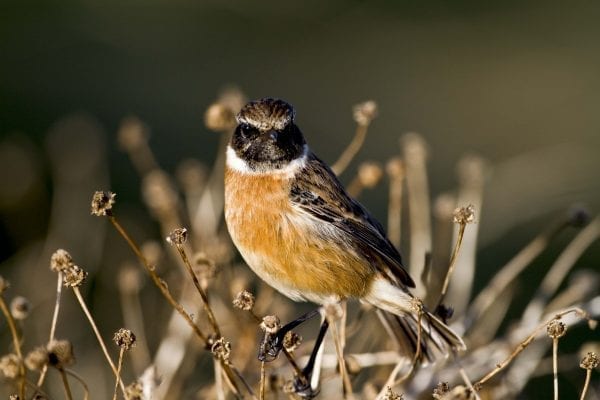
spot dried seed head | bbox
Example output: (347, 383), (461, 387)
(24, 347), (49, 371)
(176, 159), (208, 193)
(119, 264), (143, 294)
(91, 191), (116, 216)
(0, 276), (8, 294)
(63, 265), (87, 288)
(9, 395), (19, 400)
(114, 328), (137, 351)
(353, 100), (378, 126)
(47, 340), (75, 368)
(166, 228), (188, 246)
(453, 204), (475, 225)
(357, 162), (383, 188)
(386, 157), (404, 179)
(193, 252), (217, 281)
(117, 116), (149, 152)
(580, 352), (599, 370)
(125, 381), (144, 400)
(141, 241), (162, 267)
(0, 354), (20, 379)
(382, 386), (403, 400)
(210, 337), (231, 361)
(410, 297), (424, 314)
(50, 249), (74, 273)
(142, 170), (178, 217)
(260, 315), (281, 334)
(433, 382), (450, 399)
(283, 331), (302, 353)
(232, 290), (255, 311)
(10, 296), (30, 320)
(205, 103), (237, 132)
(547, 319), (567, 339)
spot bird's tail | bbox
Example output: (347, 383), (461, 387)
(364, 277), (466, 364)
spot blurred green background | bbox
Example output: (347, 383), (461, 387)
(0, 1), (599, 398)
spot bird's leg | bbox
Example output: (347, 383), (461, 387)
(293, 318), (330, 398)
(259, 308), (321, 362)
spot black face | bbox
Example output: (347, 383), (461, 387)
(231, 121), (306, 171)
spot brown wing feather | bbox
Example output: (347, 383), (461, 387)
(290, 152), (415, 288)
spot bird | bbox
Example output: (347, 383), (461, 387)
(224, 98), (465, 389)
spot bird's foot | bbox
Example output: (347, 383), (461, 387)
(293, 374), (319, 399)
(258, 332), (283, 362)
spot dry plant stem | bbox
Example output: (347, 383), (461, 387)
(332, 123), (369, 175)
(458, 364), (481, 400)
(580, 369), (592, 400)
(437, 222), (467, 306)
(259, 361), (266, 400)
(552, 339), (559, 400)
(118, 279), (151, 373)
(112, 348), (125, 400)
(231, 364), (257, 399)
(175, 243), (221, 336)
(330, 318), (354, 399)
(58, 367), (74, 400)
(475, 308), (587, 388)
(72, 287), (127, 396)
(214, 360), (226, 400)
(65, 368), (90, 400)
(108, 215), (208, 344)
(387, 172), (403, 249)
(0, 295), (25, 398)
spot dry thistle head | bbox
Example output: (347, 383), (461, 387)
(357, 161), (383, 188)
(383, 386), (403, 400)
(0, 275), (8, 294)
(63, 265), (87, 288)
(580, 352), (598, 370)
(125, 381), (144, 400)
(24, 347), (49, 371)
(453, 204), (475, 225)
(0, 354), (20, 379)
(210, 337), (231, 362)
(47, 340), (75, 368)
(283, 331), (302, 353)
(114, 328), (137, 351)
(260, 315), (281, 334)
(433, 382), (451, 399)
(117, 116), (148, 152)
(50, 249), (74, 273)
(166, 228), (188, 246)
(353, 100), (378, 126)
(546, 319), (567, 339)
(10, 296), (30, 320)
(232, 290), (255, 311)
(386, 157), (404, 179)
(91, 190), (116, 216)
(410, 297), (424, 314)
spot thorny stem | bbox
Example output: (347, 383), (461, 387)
(332, 123), (369, 175)
(475, 308), (590, 388)
(112, 348), (125, 400)
(553, 338), (559, 400)
(58, 367), (74, 400)
(579, 369), (592, 400)
(175, 243), (221, 337)
(437, 222), (467, 307)
(72, 287), (127, 396)
(109, 215), (251, 399)
(0, 294), (25, 398)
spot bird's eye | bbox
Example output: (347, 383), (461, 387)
(238, 124), (256, 139)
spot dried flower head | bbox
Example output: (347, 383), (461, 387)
(50, 249), (73, 273)
(125, 381), (144, 400)
(63, 265), (87, 288)
(210, 337), (231, 362)
(0, 354), (20, 379)
(24, 347), (49, 371)
(117, 116), (149, 152)
(260, 315), (281, 334)
(166, 228), (188, 246)
(91, 191), (116, 216)
(580, 352), (598, 370)
(546, 319), (567, 339)
(283, 331), (302, 353)
(0, 275), (8, 294)
(386, 157), (404, 179)
(410, 297), (424, 314)
(433, 382), (450, 399)
(205, 103), (237, 132)
(353, 100), (378, 126)
(47, 340), (75, 368)
(142, 170), (177, 217)
(114, 328), (137, 351)
(357, 161), (383, 188)
(453, 204), (475, 225)
(10, 296), (30, 320)
(383, 386), (403, 400)
(232, 290), (255, 311)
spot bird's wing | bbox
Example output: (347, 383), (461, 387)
(290, 153), (415, 288)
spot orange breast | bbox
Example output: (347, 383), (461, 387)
(224, 167), (374, 302)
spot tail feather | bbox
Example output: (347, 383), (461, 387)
(365, 277), (466, 364)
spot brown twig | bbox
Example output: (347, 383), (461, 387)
(58, 367), (74, 400)
(0, 293), (25, 398)
(112, 348), (125, 400)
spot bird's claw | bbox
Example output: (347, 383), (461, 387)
(258, 333), (283, 362)
(293, 375), (319, 399)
